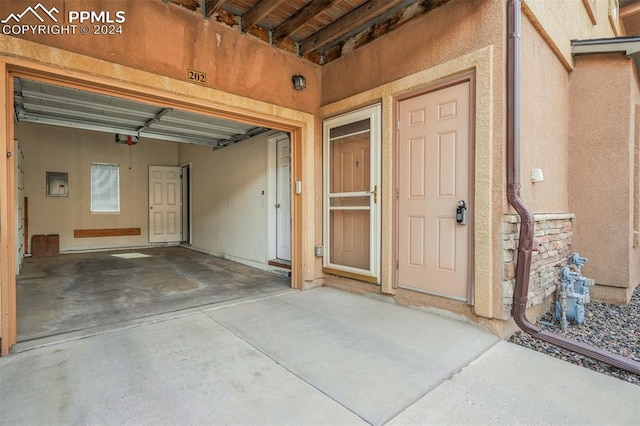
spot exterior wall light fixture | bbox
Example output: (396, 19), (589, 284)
(292, 74), (306, 90)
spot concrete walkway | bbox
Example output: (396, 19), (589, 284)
(1, 287), (638, 425)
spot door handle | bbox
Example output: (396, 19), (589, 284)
(456, 200), (467, 225)
(275, 203), (281, 208)
(368, 185), (377, 204)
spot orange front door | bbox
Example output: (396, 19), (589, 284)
(397, 81), (471, 301)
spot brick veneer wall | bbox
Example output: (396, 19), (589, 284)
(502, 214), (575, 319)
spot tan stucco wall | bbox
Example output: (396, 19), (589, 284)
(518, 0), (639, 306)
(0, 0), (321, 114)
(321, 0), (502, 105)
(17, 122), (178, 251)
(319, 0), (505, 320)
(519, 13), (570, 212)
(569, 54), (636, 298)
(630, 74), (640, 302)
(523, 0), (620, 70)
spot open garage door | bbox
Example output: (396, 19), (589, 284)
(3, 76), (301, 350)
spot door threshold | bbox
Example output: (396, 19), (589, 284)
(268, 259), (291, 269)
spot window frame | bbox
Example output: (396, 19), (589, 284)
(90, 162), (120, 213)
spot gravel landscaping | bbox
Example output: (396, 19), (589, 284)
(509, 286), (640, 386)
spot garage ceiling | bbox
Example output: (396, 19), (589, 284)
(14, 78), (269, 148)
(167, 0), (451, 64)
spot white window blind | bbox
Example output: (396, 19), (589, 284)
(91, 163), (120, 213)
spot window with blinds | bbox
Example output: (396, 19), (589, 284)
(91, 163), (120, 213)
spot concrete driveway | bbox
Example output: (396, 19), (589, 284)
(1, 287), (638, 425)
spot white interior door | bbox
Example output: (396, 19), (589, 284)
(397, 81), (470, 300)
(323, 104), (381, 281)
(15, 139), (25, 273)
(276, 137), (291, 261)
(181, 164), (190, 244)
(149, 166), (182, 243)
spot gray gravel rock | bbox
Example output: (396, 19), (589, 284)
(508, 286), (640, 386)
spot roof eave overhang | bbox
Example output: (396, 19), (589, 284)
(572, 36), (640, 56)
(572, 36), (640, 80)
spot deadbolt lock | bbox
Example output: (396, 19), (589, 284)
(456, 200), (467, 225)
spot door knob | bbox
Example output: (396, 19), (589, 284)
(275, 203), (281, 208)
(367, 185), (377, 204)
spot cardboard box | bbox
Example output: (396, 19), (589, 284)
(31, 234), (59, 257)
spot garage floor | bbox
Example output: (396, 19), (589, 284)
(16, 247), (291, 342)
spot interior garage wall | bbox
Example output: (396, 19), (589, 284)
(17, 122), (178, 252)
(178, 132), (272, 269)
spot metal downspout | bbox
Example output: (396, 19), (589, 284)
(506, 0), (640, 375)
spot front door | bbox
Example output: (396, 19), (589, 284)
(149, 165), (181, 243)
(397, 81), (471, 300)
(323, 105), (381, 282)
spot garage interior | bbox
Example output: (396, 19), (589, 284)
(0, 0), (466, 354)
(13, 78), (294, 343)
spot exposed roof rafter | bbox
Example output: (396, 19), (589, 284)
(300, 0), (405, 55)
(242, 0), (287, 32)
(204, 0), (226, 17)
(168, 0), (200, 11)
(160, 0), (451, 65)
(272, 0), (338, 44)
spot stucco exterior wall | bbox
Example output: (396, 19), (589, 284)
(630, 70), (640, 302)
(17, 122), (178, 251)
(569, 54), (635, 302)
(0, 0), (321, 113)
(319, 0), (505, 322)
(520, 14), (570, 213)
(177, 132), (277, 270)
(522, 0), (620, 70)
(321, 0), (502, 105)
